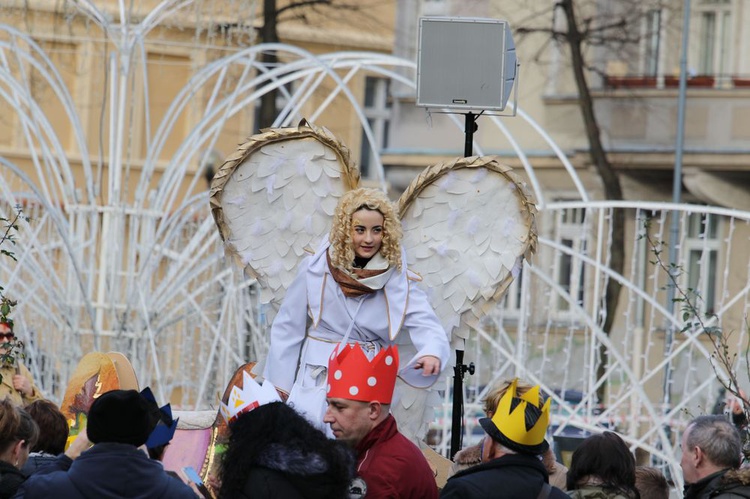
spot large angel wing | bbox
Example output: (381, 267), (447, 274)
(209, 120), (359, 321)
(392, 156), (536, 444)
(398, 156), (537, 345)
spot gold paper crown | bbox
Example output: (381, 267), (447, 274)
(219, 371), (281, 424)
(490, 378), (551, 447)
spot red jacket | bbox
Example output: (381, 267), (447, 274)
(355, 414), (438, 499)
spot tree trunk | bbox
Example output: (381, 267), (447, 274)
(559, 0), (625, 404)
(258, 0), (280, 130)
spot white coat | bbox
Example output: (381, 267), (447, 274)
(263, 240), (451, 428)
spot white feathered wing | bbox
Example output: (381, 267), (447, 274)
(392, 156), (537, 444)
(209, 120), (359, 325)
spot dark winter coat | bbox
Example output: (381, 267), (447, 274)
(19, 453), (58, 477)
(14, 443), (195, 499)
(0, 460), (26, 499)
(450, 441), (569, 490)
(441, 453), (569, 499)
(239, 443), (352, 499)
(684, 468), (750, 499)
(354, 414), (438, 499)
(567, 486), (635, 499)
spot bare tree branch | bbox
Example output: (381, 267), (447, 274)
(276, 0), (333, 17)
(550, 0), (626, 403)
(258, 0), (391, 128)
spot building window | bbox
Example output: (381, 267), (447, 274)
(642, 9), (661, 76)
(253, 81), (296, 133)
(554, 206), (587, 314)
(502, 265), (524, 313)
(697, 0), (732, 76)
(683, 213), (720, 315)
(360, 76), (391, 178)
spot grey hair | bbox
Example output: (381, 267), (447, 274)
(685, 415), (741, 469)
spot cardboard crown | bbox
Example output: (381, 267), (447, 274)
(489, 378), (551, 447)
(219, 371), (281, 424)
(141, 387), (178, 449)
(326, 343), (399, 403)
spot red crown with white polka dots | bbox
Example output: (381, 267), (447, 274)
(326, 343), (399, 404)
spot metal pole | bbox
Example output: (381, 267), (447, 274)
(450, 350), (465, 458)
(464, 112), (476, 157)
(663, 0), (691, 422)
(451, 112), (478, 458)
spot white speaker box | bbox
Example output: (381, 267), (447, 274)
(417, 17), (517, 111)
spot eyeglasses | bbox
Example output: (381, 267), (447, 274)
(0, 333), (15, 341)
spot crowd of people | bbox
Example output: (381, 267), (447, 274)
(1, 187), (748, 498)
(0, 344), (692, 499)
(3, 313), (736, 499)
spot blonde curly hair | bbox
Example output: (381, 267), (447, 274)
(328, 188), (402, 273)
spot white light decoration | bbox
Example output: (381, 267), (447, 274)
(0, 2), (749, 491)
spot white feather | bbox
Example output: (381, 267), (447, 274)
(511, 257), (523, 278)
(469, 167), (488, 184)
(265, 175), (276, 197)
(239, 250), (254, 266)
(465, 215), (480, 236)
(278, 211), (293, 231)
(223, 193), (247, 206)
(446, 208), (460, 230)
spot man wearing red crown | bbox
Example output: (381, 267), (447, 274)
(324, 343), (438, 499)
(440, 378), (568, 499)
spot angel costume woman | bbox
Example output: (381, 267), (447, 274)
(263, 188), (450, 428)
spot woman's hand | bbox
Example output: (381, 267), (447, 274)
(415, 355), (441, 376)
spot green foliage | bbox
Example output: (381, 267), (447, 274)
(0, 207), (25, 382)
(0, 339), (25, 371)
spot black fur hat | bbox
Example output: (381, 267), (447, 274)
(87, 389), (158, 447)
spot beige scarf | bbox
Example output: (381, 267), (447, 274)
(327, 251), (390, 298)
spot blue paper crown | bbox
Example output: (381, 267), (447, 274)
(141, 387), (178, 449)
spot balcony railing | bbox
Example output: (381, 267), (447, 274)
(603, 74), (750, 89)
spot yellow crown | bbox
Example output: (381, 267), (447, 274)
(490, 378), (551, 447)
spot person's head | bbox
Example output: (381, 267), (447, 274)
(24, 399), (68, 456)
(482, 378), (538, 418)
(0, 321), (15, 355)
(635, 466), (669, 499)
(324, 343), (399, 447)
(220, 402), (354, 498)
(566, 431), (638, 497)
(86, 389), (159, 447)
(329, 188), (402, 272)
(0, 321), (12, 338)
(478, 378), (551, 461)
(482, 379), (565, 478)
(324, 398), (390, 447)
(681, 415), (741, 484)
(0, 398), (39, 469)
